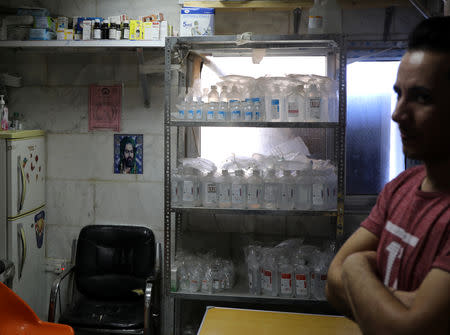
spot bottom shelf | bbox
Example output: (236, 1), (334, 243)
(170, 282), (328, 306)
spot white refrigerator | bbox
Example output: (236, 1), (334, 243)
(0, 130), (46, 318)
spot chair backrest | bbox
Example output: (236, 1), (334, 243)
(75, 225), (155, 301)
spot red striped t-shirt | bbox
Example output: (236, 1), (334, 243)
(361, 165), (450, 291)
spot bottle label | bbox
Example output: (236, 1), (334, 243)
(313, 183), (325, 206)
(309, 98), (321, 120)
(247, 184), (261, 204)
(231, 184), (244, 203)
(288, 101), (299, 117)
(207, 110), (214, 120)
(231, 110), (241, 120)
(271, 99), (280, 119)
(295, 273), (308, 296)
(204, 183), (217, 203)
(217, 110), (225, 120)
(123, 28), (130, 39)
(218, 183), (231, 202)
(183, 181), (194, 202)
(195, 109), (203, 120)
(187, 109), (194, 120)
(263, 270), (273, 291)
(264, 184), (277, 202)
(109, 29), (116, 39)
(297, 185), (312, 207)
(244, 111), (253, 121)
(255, 111), (261, 121)
(308, 16), (323, 29)
(93, 29), (101, 39)
(178, 109), (185, 119)
(115, 29), (121, 40)
(280, 273), (292, 294)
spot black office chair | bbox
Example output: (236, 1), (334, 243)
(48, 225), (161, 335)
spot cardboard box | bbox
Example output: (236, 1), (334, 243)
(130, 20), (142, 40)
(142, 21), (160, 40)
(180, 7), (214, 36)
(33, 16), (55, 30)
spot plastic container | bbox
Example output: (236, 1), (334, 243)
(294, 257), (310, 299)
(246, 169), (264, 209)
(308, 0), (325, 34)
(263, 169), (279, 209)
(231, 169), (246, 209)
(217, 169), (232, 208)
(201, 171), (217, 207)
(181, 168), (201, 207)
(306, 83), (322, 122)
(278, 256), (294, 298)
(278, 170), (296, 210)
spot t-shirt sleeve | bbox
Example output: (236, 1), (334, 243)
(433, 226), (450, 273)
(361, 185), (390, 237)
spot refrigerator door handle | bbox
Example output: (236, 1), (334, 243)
(17, 224), (26, 280)
(17, 155), (26, 213)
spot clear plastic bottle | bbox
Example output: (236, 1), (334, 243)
(208, 85), (219, 102)
(306, 83), (322, 122)
(263, 169), (279, 209)
(295, 166), (313, 210)
(246, 169), (264, 209)
(217, 169), (232, 208)
(181, 168), (201, 207)
(294, 257), (310, 299)
(252, 97), (264, 121)
(229, 100), (242, 121)
(242, 98), (252, 122)
(270, 85), (283, 122)
(219, 85), (229, 102)
(175, 93), (186, 120)
(218, 86), (229, 121)
(287, 85), (306, 122)
(261, 252), (278, 297)
(308, 0), (325, 34)
(231, 169), (247, 209)
(194, 99), (205, 121)
(311, 258), (328, 300)
(171, 167), (182, 207)
(247, 247), (261, 295)
(201, 171), (217, 208)
(325, 167), (337, 210)
(206, 101), (218, 121)
(312, 167), (327, 210)
(278, 170), (296, 210)
(278, 255), (294, 298)
(188, 262), (201, 293)
(201, 264), (213, 294)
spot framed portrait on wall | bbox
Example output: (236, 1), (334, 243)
(114, 134), (143, 174)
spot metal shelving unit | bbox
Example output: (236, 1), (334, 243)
(0, 39), (165, 48)
(164, 34), (347, 335)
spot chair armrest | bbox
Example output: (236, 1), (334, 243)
(48, 265), (75, 323)
(155, 242), (162, 278)
(0, 259), (15, 288)
(144, 280), (153, 335)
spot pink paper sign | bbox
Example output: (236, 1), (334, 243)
(89, 85), (121, 131)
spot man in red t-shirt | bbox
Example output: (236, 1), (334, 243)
(326, 17), (450, 335)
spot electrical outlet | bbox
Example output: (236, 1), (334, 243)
(45, 258), (68, 274)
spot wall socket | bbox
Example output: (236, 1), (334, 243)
(45, 258), (68, 275)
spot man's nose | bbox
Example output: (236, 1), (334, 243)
(392, 98), (408, 123)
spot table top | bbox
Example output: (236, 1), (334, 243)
(198, 307), (361, 335)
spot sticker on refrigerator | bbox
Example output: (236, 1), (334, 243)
(114, 134), (143, 174)
(34, 210), (45, 249)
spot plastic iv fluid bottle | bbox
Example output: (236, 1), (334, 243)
(278, 170), (296, 210)
(295, 167), (313, 210)
(247, 248), (261, 295)
(217, 86), (228, 121)
(270, 85), (283, 121)
(231, 169), (247, 209)
(307, 84), (322, 122)
(171, 168), (183, 206)
(311, 259), (328, 300)
(182, 168), (201, 207)
(207, 85), (219, 120)
(201, 171), (217, 208)
(247, 169), (264, 209)
(294, 257), (310, 299)
(217, 169), (232, 208)
(287, 85), (306, 122)
(243, 99), (253, 122)
(263, 169), (279, 209)
(253, 98), (264, 121)
(308, 0), (325, 34)
(262, 253), (279, 297)
(279, 256), (294, 298)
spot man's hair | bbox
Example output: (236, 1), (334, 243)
(408, 16), (450, 53)
(120, 136), (136, 159)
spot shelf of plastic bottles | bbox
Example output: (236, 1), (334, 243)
(171, 206), (338, 216)
(0, 40), (165, 48)
(170, 289), (332, 307)
(170, 121), (339, 128)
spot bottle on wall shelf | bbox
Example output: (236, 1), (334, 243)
(278, 255), (294, 298)
(201, 171), (217, 208)
(217, 169), (232, 208)
(306, 83), (322, 122)
(246, 169), (264, 209)
(308, 0), (325, 34)
(263, 169), (279, 209)
(294, 256), (310, 299)
(278, 170), (296, 210)
(231, 169), (247, 209)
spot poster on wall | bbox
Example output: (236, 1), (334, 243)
(114, 134), (143, 174)
(89, 84), (121, 132)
